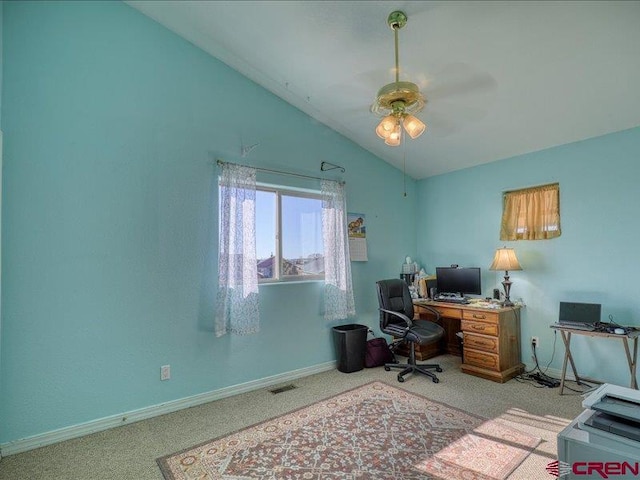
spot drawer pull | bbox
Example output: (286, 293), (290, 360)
(472, 324), (486, 330)
(472, 314), (486, 319)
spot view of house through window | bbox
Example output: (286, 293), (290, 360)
(256, 186), (324, 282)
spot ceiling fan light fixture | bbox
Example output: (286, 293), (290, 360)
(403, 114), (426, 139)
(376, 115), (397, 139)
(371, 11), (426, 147)
(384, 123), (402, 147)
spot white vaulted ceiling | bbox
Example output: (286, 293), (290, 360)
(128, 1), (640, 179)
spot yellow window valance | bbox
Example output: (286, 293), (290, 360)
(500, 183), (561, 240)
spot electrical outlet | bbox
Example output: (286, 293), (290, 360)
(160, 365), (171, 381)
(531, 337), (539, 348)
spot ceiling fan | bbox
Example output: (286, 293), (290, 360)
(371, 11), (426, 147)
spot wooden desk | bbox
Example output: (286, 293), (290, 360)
(412, 300), (524, 383)
(551, 326), (639, 395)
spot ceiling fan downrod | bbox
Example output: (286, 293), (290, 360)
(388, 11), (407, 84)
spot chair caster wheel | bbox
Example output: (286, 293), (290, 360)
(397, 376), (405, 383)
(436, 367), (443, 372)
(384, 366), (391, 371)
(432, 377), (440, 383)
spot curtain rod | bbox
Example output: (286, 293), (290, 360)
(503, 182), (558, 195)
(216, 159), (344, 184)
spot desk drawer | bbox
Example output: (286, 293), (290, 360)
(464, 349), (500, 371)
(436, 306), (463, 319)
(464, 332), (499, 354)
(461, 319), (499, 336)
(462, 310), (499, 323)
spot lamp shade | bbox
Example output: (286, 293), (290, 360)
(489, 247), (522, 271)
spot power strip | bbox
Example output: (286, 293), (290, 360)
(527, 372), (560, 388)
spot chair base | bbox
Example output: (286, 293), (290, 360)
(384, 339), (442, 383)
(384, 362), (442, 383)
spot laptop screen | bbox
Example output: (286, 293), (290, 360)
(559, 302), (601, 325)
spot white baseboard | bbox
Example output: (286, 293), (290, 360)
(0, 361), (336, 457)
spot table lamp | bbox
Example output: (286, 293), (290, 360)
(489, 247), (522, 307)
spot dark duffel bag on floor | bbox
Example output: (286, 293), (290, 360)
(364, 331), (395, 368)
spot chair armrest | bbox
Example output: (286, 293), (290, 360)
(379, 308), (414, 328)
(414, 304), (442, 324)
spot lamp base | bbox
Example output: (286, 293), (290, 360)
(502, 273), (514, 307)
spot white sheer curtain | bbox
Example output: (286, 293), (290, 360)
(321, 179), (356, 321)
(215, 163), (260, 337)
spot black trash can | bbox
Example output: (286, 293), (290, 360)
(332, 324), (368, 373)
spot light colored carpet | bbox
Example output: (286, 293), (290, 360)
(158, 381), (541, 479)
(0, 355), (585, 480)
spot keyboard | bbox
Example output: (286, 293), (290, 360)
(552, 322), (595, 331)
(436, 296), (470, 305)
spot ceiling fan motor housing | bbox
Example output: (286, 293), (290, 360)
(373, 81), (425, 115)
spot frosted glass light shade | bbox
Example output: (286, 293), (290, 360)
(403, 114), (426, 139)
(384, 123), (402, 146)
(375, 115), (396, 139)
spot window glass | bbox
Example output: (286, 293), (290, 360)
(281, 194), (324, 278)
(256, 190), (277, 280)
(256, 186), (324, 282)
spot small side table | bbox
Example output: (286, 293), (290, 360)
(551, 326), (639, 394)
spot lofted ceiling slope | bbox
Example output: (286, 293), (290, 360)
(127, 1), (640, 179)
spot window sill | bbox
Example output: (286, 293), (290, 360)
(259, 279), (324, 286)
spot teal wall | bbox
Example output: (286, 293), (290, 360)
(417, 126), (640, 387)
(0, 1), (417, 444)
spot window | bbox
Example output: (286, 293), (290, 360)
(256, 185), (324, 282)
(500, 183), (561, 240)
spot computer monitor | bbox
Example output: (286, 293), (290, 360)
(435, 267), (482, 296)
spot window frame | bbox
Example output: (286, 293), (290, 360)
(256, 183), (325, 284)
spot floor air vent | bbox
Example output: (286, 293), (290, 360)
(269, 384), (297, 394)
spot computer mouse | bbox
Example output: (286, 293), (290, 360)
(614, 328), (625, 335)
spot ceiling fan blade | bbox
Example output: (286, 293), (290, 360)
(352, 68), (397, 91)
(425, 62), (498, 100)
(423, 112), (459, 138)
(422, 99), (488, 138)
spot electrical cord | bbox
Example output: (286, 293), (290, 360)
(542, 329), (557, 374)
(528, 345), (561, 388)
(513, 374), (547, 388)
(518, 339), (596, 393)
(510, 307), (595, 392)
(515, 341), (559, 387)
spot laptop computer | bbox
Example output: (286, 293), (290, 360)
(553, 301), (601, 331)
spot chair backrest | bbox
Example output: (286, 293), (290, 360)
(376, 279), (414, 330)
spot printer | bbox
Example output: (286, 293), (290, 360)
(558, 384), (640, 479)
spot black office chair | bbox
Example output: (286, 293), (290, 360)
(376, 279), (445, 383)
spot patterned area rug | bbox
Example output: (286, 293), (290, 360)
(157, 381), (540, 480)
